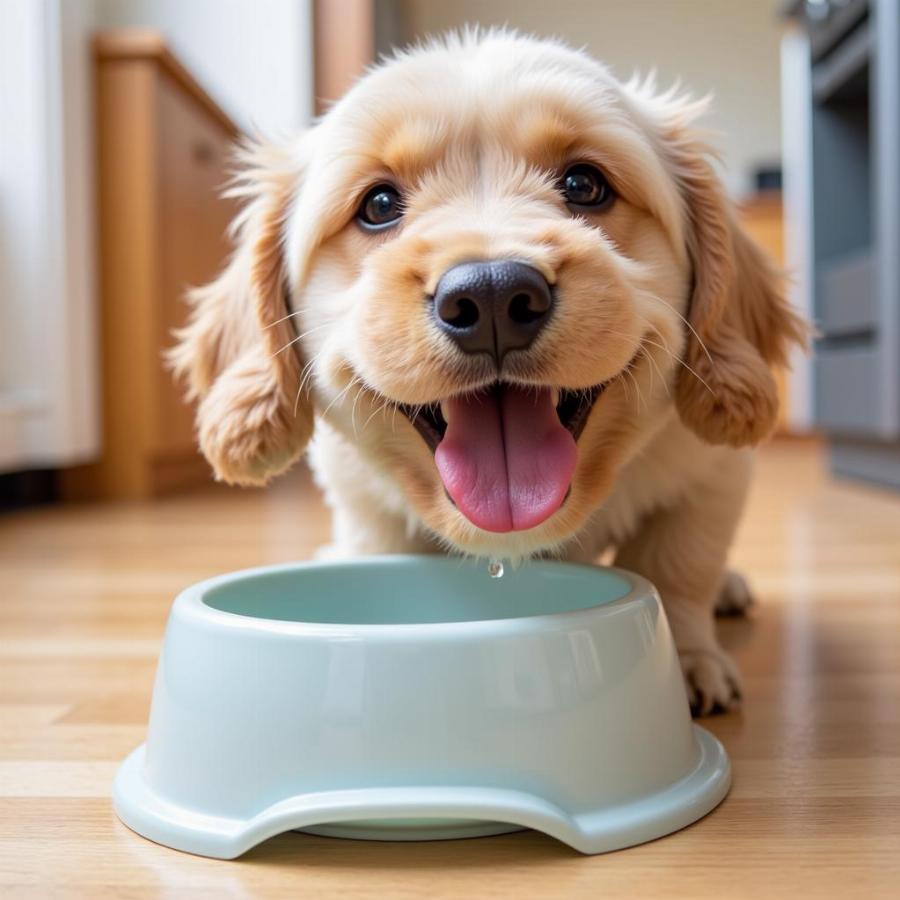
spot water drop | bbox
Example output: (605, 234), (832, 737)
(488, 559), (505, 579)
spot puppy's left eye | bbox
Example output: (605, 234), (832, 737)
(357, 184), (404, 230)
(560, 164), (614, 209)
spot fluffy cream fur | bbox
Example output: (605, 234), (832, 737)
(172, 31), (807, 714)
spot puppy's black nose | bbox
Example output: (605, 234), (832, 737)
(432, 260), (553, 365)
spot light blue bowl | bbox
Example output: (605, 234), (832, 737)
(114, 556), (730, 858)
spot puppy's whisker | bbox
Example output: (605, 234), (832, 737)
(621, 362), (645, 413)
(297, 351), (321, 395)
(293, 350), (323, 417)
(645, 345), (656, 394)
(638, 327), (715, 398)
(362, 397), (391, 432)
(321, 374), (363, 420)
(618, 365), (633, 407)
(271, 321), (331, 357)
(630, 326), (671, 399)
(594, 328), (662, 402)
(607, 321), (714, 400)
(641, 292), (714, 365)
(264, 308), (304, 330)
(293, 361), (314, 417)
(626, 369), (643, 412)
(568, 531), (586, 555)
(645, 349), (669, 398)
(350, 380), (368, 436)
(381, 397), (396, 430)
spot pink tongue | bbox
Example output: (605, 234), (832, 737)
(434, 385), (577, 533)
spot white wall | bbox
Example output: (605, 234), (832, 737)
(405, 0), (786, 197)
(96, 0), (314, 138)
(0, 0), (100, 472)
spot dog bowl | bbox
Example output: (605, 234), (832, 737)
(114, 556), (730, 858)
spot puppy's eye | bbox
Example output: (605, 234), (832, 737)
(560, 164), (613, 209)
(358, 184), (403, 229)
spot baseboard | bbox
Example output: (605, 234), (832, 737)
(0, 468), (60, 512)
(828, 437), (900, 491)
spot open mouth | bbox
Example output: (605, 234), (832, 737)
(399, 383), (606, 453)
(397, 381), (609, 534)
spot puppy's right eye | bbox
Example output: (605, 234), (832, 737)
(559, 163), (614, 210)
(357, 184), (404, 230)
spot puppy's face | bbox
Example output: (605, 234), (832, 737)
(173, 34), (805, 558)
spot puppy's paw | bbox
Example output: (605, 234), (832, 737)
(679, 646), (743, 716)
(715, 569), (755, 617)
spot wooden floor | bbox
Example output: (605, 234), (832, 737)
(1, 440), (899, 898)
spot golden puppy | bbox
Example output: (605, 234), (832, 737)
(171, 31), (806, 714)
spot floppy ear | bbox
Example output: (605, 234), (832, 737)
(654, 100), (808, 446)
(168, 141), (314, 485)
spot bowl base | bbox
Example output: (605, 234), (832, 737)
(115, 726), (730, 858)
(297, 818), (526, 842)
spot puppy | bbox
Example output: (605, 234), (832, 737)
(170, 31), (806, 714)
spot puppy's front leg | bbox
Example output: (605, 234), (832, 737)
(319, 496), (435, 559)
(310, 424), (437, 559)
(614, 451), (753, 715)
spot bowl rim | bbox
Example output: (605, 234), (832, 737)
(173, 555), (659, 639)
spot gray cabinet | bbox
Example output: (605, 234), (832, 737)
(791, 0), (900, 487)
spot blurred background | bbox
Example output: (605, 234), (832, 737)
(1, 0), (898, 504)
